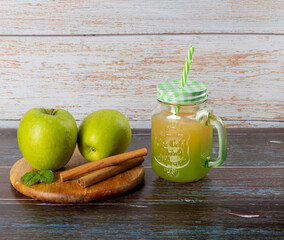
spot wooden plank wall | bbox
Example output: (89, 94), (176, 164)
(0, 1), (283, 128)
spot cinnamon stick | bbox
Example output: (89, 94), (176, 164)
(77, 157), (144, 188)
(60, 148), (147, 182)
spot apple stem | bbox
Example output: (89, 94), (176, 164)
(50, 109), (55, 115)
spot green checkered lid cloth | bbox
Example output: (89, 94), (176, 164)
(157, 79), (208, 104)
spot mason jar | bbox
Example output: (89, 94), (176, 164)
(151, 80), (227, 182)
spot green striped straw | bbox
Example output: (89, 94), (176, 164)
(181, 45), (195, 87)
(174, 45), (194, 115)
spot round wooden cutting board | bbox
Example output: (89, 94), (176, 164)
(10, 147), (145, 203)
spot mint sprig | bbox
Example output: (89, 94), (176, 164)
(21, 169), (54, 186)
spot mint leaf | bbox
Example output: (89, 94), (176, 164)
(24, 171), (40, 186)
(21, 169), (54, 186)
(21, 172), (30, 181)
(39, 170), (54, 184)
(21, 170), (37, 181)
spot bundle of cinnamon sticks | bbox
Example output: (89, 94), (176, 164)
(60, 148), (147, 188)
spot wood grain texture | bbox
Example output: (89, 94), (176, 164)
(1, 129), (283, 238)
(0, 0), (283, 35)
(10, 149), (145, 203)
(1, 128), (283, 168)
(0, 35), (283, 128)
(1, 167), (284, 239)
(4, 166), (284, 202)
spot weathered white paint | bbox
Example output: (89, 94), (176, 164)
(0, 0), (283, 34)
(1, 120), (283, 129)
(0, 35), (283, 128)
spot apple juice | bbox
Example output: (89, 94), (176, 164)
(151, 109), (213, 182)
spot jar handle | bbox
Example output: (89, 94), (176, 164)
(205, 114), (227, 168)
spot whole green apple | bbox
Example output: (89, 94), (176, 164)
(78, 109), (131, 161)
(17, 108), (77, 170)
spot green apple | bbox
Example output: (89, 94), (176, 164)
(78, 109), (131, 161)
(17, 108), (77, 170)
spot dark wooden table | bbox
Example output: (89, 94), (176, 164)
(0, 128), (283, 239)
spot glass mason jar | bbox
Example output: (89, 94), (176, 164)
(151, 80), (227, 182)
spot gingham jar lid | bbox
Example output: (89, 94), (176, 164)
(157, 79), (208, 104)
